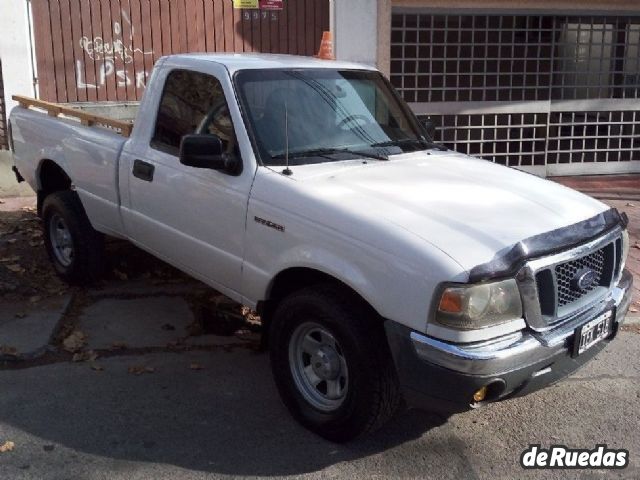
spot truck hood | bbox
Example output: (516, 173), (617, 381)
(291, 150), (608, 273)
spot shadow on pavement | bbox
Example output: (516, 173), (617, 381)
(0, 349), (469, 477)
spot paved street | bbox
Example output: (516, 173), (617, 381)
(1, 195), (639, 479)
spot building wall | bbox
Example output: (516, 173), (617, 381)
(0, 0), (35, 128)
(334, 0), (379, 65)
(0, 61), (7, 149)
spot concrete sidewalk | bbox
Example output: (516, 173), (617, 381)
(0, 151), (32, 198)
(553, 174), (640, 200)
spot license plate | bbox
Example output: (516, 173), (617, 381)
(572, 310), (613, 357)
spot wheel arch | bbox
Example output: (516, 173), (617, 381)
(258, 266), (384, 348)
(36, 159), (73, 216)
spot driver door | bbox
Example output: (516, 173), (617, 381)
(121, 67), (250, 296)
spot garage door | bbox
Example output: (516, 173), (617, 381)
(30, 0), (329, 104)
(390, 10), (640, 176)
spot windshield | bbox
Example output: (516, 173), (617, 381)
(234, 68), (432, 166)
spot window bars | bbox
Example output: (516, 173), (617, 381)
(391, 12), (640, 170)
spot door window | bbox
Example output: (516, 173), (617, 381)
(151, 69), (238, 159)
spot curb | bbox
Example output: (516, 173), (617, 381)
(624, 316), (640, 325)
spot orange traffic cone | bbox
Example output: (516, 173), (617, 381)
(315, 31), (335, 60)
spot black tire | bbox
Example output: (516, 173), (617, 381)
(42, 190), (105, 284)
(269, 284), (402, 442)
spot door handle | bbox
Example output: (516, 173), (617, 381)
(133, 160), (155, 182)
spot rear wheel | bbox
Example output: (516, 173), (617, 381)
(42, 190), (105, 284)
(269, 284), (402, 442)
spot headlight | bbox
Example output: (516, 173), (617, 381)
(620, 230), (629, 274)
(436, 279), (523, 330)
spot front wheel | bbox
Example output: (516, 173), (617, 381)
(269, 285), (402, 442)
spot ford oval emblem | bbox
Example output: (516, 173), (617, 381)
(571, 268), (598, 292)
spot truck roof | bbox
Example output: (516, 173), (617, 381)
(162, 53), (378, 73)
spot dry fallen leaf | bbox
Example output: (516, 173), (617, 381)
(110, 341), (128, 350)
(0, 441), (14, 453)
(63, 331), (87, 353)
(0, 346), (18, 356)
(189, 363), (204, 370)
(113, 270), (128, 281)
(626, 202), (635, 207)
(29, 296), (41, 303)
(7, 239), (17, 244)
(0, 255), (20, 263)
(91, 364), (104, 372)
(630, 307), (639, 313)
(5, 264), (25, 274)
(128, 365), (155, 375)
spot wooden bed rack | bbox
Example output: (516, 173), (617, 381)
(12, 95), (133, 137)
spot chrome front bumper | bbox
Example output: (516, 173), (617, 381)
(383, 269), (633, 412)
(410, 269), (633, 377)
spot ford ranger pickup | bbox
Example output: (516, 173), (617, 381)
(8, 53), (633, 442)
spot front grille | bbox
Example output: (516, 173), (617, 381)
(534, 240), (617, 319)
(555, 248), (605, 307)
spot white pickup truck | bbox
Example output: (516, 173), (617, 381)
(9, 54), (633, 442)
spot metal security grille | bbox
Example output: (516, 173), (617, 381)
(391, 11), (640, 175)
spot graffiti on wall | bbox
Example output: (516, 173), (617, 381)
(75, 10), (153, 90)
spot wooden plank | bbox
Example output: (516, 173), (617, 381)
(140, 0), (155, 89)
(268, 9), (279, 54)
(212, 0), (224, 52)
(120, 0), (137, 100)
(49, 0), (69, 102)
(260, 8), (270, 53)
(287, 0), (298, 55)
(79, 0), (99, 102)
(88, 0), (107, 101)
(233, 5), (244, 52)
(277, 2), (288, 54)
(169, 0), (181, 52)
(222, 0), (234, 52)
(204, 0), (215, 52)
(149, 0), (163, 62)
(176, 0), (188, 53)
(129, 0), (145, 99)
(305, 0), (314, 56)
(99, 0), (118, 101)
(109, 0), (126, 101)
(315, 0), (325, 55)
(31, 0), (56, 102)
(250, 8), (260, 53)
(159, 0), (173, 55)
(12, 95), (133, 137)
(69, 0), (88, 102)
(59, 0), (79, 103)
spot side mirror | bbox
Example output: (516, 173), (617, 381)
(421, 118), (437, 141)
(179, 134), (239, 174)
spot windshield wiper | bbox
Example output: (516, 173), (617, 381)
(271, 147), (388, 162)
(372, 138), (447, 151)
